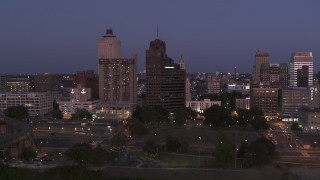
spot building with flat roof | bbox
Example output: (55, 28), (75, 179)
(289, 52), (313, 87)
(186, 99), (221, 113)
(6, 75), (34, 92)
(0, 92), (53, 117)
(57, 85), (100, 119)
(94, 103), (136, 120)
(252, 51), (269, 84)
(299, 108), (320, 130)
(251, 86), (279, 119)
(236, 97), (250, 110)
(260, 63), (288, 88)
(281, 87), (308, 118)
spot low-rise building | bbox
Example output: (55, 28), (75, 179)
(0, 92), (53, 117)
(57, 85), (100, 119)
(94, 103), (136, 120)
(299, 108), (320, 130)
(186, 99), (221, 113)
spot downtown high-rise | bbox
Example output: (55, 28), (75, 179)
(289, 52), (313, 87)
(252, 51), (270, 84)
(146, 37), (185, 110)
(98, 29), (137, 104)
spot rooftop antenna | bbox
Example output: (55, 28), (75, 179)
(156, 24), (159, 38)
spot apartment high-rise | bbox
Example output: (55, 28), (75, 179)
(252, 51), (269, 84)
(146, 38), (185, 110)
(98, 29), (137, 104)
(289, 52), (313, 87)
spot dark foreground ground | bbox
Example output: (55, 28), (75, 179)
(101, 164), (320, 180)
(2, 163), (320, 180)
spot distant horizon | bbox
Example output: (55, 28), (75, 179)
(0, 0), (319, 74)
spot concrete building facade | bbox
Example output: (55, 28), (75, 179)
(186, 99), (221, 113)
(289, 52), (313, 87)
(0, 92), (53, 117)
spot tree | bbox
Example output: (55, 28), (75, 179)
(203, 105), (229, 127)
(132, 105), (169, 124)
(166, 136), (181, 152)
(20, 147), (37, 162)
(71, 108), (92, 120)
(143, 139), (160, 157)
(127, 118), (148, 136)
(234, 107), (268, 131)
(111, 132), (127, 151)
(240, 137), (276, 167)
(51, 99), (63, 119)
(0, 149), (11, 163)
(173, 108), (188, 125)
(214, 142), (235, 168)
(65, 143), (93, 165)
(291, 122), (303, 131)
(51, 109), (63, 119)
(4, 106), (29, 120)
(53, 99), (59, 110)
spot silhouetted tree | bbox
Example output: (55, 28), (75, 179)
(20, 147), (37, 162)
(4, 106), (29, 120)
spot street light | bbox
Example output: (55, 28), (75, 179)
(198, 136), (201, 168)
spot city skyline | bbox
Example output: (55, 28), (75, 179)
(0, 0), (319, 74)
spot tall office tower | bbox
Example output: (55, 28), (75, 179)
(252, 51), (269, 84)
(178, 56), (191, 101)
(0, 74), (6, 92)
(98, 29), (137, 103)
(146, 38), (185, 110)
(289, 52), (313, 87)
(260, 63), (288, 88)
(98, 29), (121, 59)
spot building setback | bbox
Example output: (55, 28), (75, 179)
(146, 38), (185, 110)
(98, 29), (137, 104)
(252, 51), (269, 84)
(289, 52), (313, 87)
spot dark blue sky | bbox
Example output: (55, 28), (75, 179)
(0, 0), (319, 74)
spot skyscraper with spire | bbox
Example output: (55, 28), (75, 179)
(145, 36), (185, 110)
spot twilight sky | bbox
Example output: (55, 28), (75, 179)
(0, 0), (319, 74)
